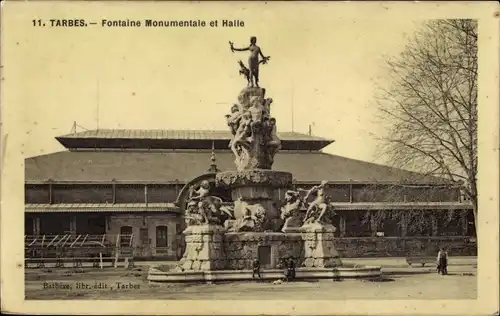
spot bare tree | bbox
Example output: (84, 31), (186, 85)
(373, 19), (478, 233)
(358, 183), (466, 236)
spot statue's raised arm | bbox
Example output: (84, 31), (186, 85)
(229, 41), (249, 52)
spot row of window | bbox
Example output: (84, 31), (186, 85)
(119, 225), (169, 248)
(25, 183), (462, 204)
(24, 219), (172, 248)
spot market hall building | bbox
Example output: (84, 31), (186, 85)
(24, 129), (476, 259)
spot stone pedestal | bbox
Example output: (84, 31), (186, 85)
(301, 223), (342, 268)
(178, 225), (226, 271)
(216, 169), (292, 232)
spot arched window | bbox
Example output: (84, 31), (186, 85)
(120, 226), (133, 247)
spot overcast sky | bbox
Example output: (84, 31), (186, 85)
(2, 2), (459, 164)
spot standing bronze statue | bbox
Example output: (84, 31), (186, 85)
(229, 36), (270, 87)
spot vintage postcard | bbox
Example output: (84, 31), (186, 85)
(1, 1), (499, 315)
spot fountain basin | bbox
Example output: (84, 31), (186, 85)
(147, 264), (382, 283)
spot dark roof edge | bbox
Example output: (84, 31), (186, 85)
(55, 137), (334, 151)
(54, 129), (335, 151)
(57, 129), (333, 140)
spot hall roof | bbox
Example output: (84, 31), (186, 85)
(25, 149), (449, 184)
(56, 129), (333, 151)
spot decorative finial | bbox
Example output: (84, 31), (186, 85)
(208, 141), (219, 172)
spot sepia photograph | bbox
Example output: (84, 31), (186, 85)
(1, 1), (498, 315)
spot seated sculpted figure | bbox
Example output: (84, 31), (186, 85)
(189, 180), (210, 201)
(187, 180), (212, 224)
(248, 96), (265, 128)
(185, 201), (205, 225)
(187, 181), (234, 226)
(241, 204), (266, 231)
(280, 190), (302, 219)
(262, 98), (273, 120)
(299, 180), (330, 224)
(279, 190), (304, 231)
(225, 104), (242, 136)
(267, 118), (281, 161)
(228, 199), (266, 232)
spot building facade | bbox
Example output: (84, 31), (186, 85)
(25, 129), (476, 259)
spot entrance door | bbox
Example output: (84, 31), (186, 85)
(119, 226), (133, 247)
(156, 226), (168, 255)
(258, 246), (271, 269)
(139, 228), (151, 257)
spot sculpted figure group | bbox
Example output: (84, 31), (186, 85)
(280, 181), (335, 230)
(184, 180), (234, 226)
(184, 179), (336, 232)
(225, 92), (281, 171)
(183, 180), (267, 232)
(225, 36), (281, 171)
(182, 37), (335, 232)
(225, 198), (267, 232)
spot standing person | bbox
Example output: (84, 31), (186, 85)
(252, 258), (262, 281)
(287, 257), (296, 281)
(282, 258), (290, 282)
(437, 247), (448, 275)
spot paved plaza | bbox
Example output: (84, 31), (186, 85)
(25, 257), (477, 300)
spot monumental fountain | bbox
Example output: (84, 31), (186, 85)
(148, 37), (382, 282)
